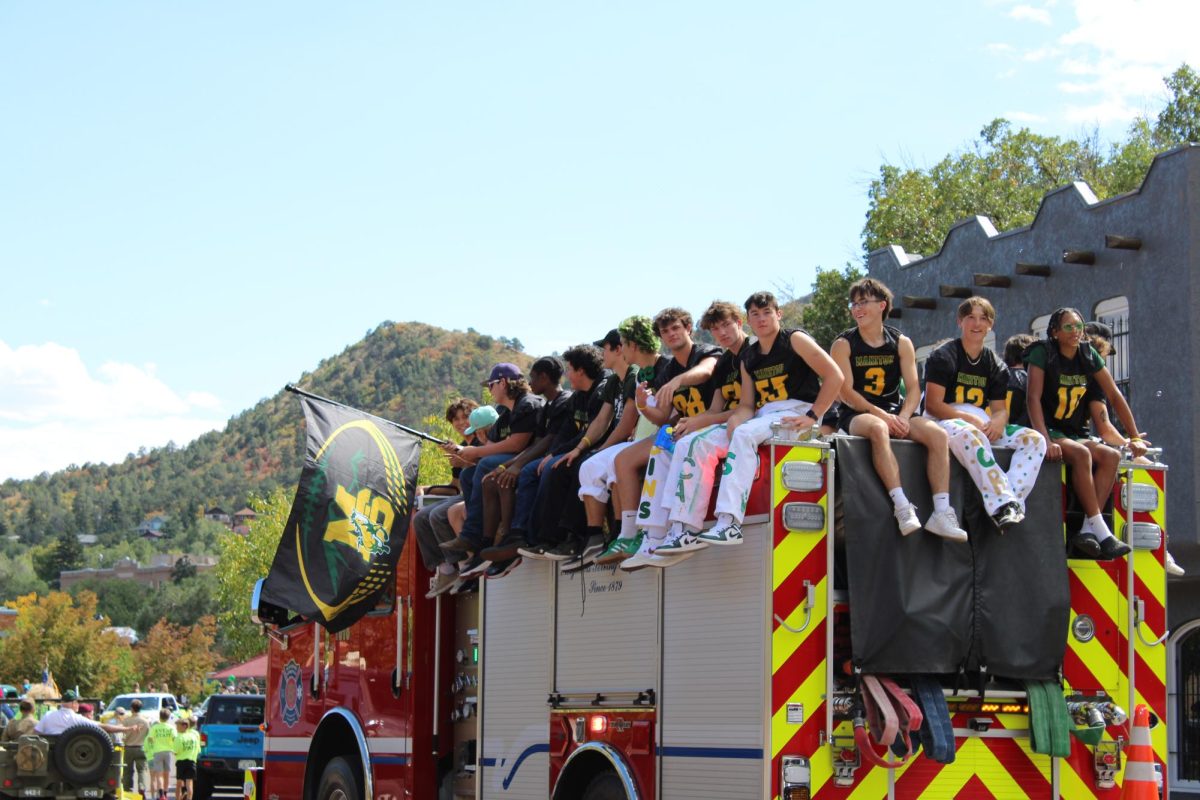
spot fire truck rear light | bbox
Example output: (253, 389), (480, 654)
(839, 749), (855, 763)
(783, 502), (825, 532)
(108, 778), (117, 786)
(781, 461), (824, 492)
(1103, 753), (1117, 765)
(1123, 482), (1159, 512)
(1124, 522), (1161, 550)
(589, 715), (607, 735)
(2, 778), (11, 788)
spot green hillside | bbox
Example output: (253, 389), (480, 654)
(0, 321), (530, 552)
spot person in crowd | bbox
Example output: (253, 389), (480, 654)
(439, 363), (544, 556)
(1026, 308), (1138, 559)
(122, 698), (151, 795)
(827, 278), (967, 541)
(34, 690), (130, 736)
(1004, 333), (1036, 427)
(922, 297), (1046, 530)
(173, 716), (201, 800)
(628, 300), (752, 564)
(146, 707), (177, 800)
(79, 703), (94, 719)
(574, 317), (664, 560)
(613, 307), (722, 565)
(653, 291), (841, 552)
(1, 699), (37, 742)
(465, 356), (573, 578)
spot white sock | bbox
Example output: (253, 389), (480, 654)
(716, 512), (735, 528)
(438, 563), (456, 575)
(1088, 514), (1114, 541)
(933, 493), (950, 513)
(620, 510), (637, 539)
(889, 488), (910, 509)
(667, 521), (684, 539)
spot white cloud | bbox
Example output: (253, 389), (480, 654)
(0, 341), (227, 479)
(1010, 4), (1054, 24)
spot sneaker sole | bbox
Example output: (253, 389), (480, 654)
(697, 535), (743, 546)
(925, 525), (968, 542)
(543, 553), (579, 562)
(655, 539), (709, 554)
(595, 551), (632, 565)
(898, 522), (923, 536)
(460, 561), (493, 579)
(517, 548), (551, 560)
(486, 558), (523, 579)
(643, 550), (700, 568)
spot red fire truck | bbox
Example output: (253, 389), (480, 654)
(253, 432), (1169, 799)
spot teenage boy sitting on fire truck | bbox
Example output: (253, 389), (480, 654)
(676, 291), (842, 549)
(829, 278), (968, 542)
(922, 296), (1046, 531)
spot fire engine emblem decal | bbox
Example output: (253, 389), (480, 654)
(280, 659), (303, 728)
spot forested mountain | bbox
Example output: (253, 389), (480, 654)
(0, 322), (530, 551)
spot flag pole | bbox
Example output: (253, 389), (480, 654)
(285, 384), (450, 445)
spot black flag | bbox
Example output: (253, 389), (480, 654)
(261, 395), (421, 633)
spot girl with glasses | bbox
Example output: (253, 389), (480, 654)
(1025, 307), (1143, 559)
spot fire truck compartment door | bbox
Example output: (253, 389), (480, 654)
(555, 564), (659, 693)
(839, 437), (974, 673)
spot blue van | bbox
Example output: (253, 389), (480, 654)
(194, 693), (265, 800)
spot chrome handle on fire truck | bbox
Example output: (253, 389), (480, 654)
(311, 623), (321, 698)
(1133, 595), (1169, 647)
(773, 580), (815, 634)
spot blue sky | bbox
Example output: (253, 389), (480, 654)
(2, 0), (1197, 480)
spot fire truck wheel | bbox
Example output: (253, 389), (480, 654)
(316, 756), (361, 800)
(581, 771), (626, 800)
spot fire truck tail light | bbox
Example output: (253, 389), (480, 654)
(589, 715), (608, 735)
(2, 778), (12, 788)
(781, 755), (811, 799)
(839, 749), (855, 763)
(1103, 753), (1117, 765)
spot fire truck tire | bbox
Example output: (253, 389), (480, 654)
(52, 724), (114, 785)
(581, 771), (626, 800)
(316, 756), (361, 800)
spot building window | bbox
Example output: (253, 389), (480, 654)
(1173, 623), (1200, 785)
(1030, 313), (1053, 337)
(1094, 296), (1130, 400)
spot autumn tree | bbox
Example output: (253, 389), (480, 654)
(215, 488), (291, 662)
(134, 617), (218, 699)
(0, 591), (135, 697)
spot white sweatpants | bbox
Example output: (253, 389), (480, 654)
(934, 406), (1046, 515)
(716, 400), (811, 523)
(577, 441), (635, 503)
(664, 423), (730, 531)
(634, 430), (677, 538)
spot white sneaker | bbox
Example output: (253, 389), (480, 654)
(696, 521), (743, 546)
(894, 503), (922, 535)
(425, 572), (458, 599)
(654, 530), (709, 554)
(1166, 550), (1186, 577)
(642, 550), (701, 569)
(924, 508), (968, 542)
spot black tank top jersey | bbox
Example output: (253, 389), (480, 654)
(837, 325), (903, 414)
(1006, 367), (1029, 427)
(1025, 340), (1104, 437)
(713, 342), (748, 411)
(656, 343), (723, 418)
(739, 328), (820, 409)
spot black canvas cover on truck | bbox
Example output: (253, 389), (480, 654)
(837, 437), (1069, 680)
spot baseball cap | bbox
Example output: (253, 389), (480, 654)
(464, 405), (500, 435)
(115, 707), (128, 717)
(482, 363), (522, 386)
(62, 690), (79, 702)
(593, 329), (622, 349)
(79, 703), (93, 714)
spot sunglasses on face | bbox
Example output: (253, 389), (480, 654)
(1059, 323), (1085, 333)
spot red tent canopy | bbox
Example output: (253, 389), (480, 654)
(211, 654), (267, 680)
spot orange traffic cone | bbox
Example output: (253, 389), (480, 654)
(1120, 704), (1157, 799)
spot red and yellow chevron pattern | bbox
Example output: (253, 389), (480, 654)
(769, 442), (832, 800)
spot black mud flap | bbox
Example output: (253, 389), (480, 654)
(838, 438), (974, 673)
(966, 449), (1069, 679)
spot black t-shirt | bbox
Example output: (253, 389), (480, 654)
(923, 339), (1008, 411)
(712, 341), (748, 411)
(1006, 367), (1029, 428)
(837, 325), (903, 414)
(605, 365), (635, 425)
(553, 371), (614, 454)
(656, 343), (723, 417)
(491, 393), (545, 442)
(1025, 340), (1105, 437)
(739, 328), (820, 409)
(536, 390), (574, 440)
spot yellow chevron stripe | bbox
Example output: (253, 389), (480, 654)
(1134, 554), (1166, 607)
(771, 444), (823, 509)
(770, 661), (826, 759)
(1059, 752), (1104, 799)
(772, 520), (825, 591)
(772, 576), (828, 673)
(918, 738), (1033, 798)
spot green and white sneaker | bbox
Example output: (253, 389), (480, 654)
(697, 521), (743, 545)
(654, 529), (709, 554)
(595, 532), (645, 565)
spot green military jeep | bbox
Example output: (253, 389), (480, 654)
(0, 724), (123, 800)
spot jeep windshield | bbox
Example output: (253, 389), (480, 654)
(108, 695), (161, 711)
(205, 698), (264, 726)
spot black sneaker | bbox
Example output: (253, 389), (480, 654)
(1098, 536), (1132, 560)
(543, 541), (582, 561)
(991, 501), (1024, 531)
(481, 530), (528, 562)
(1068, 532), (1102, 558)
(449, 577), (478, 595)
(579, 534), (606, 565)
(518, 543), (553, 560)
(459, 555), (492, 579)
(485, 556), (523, 579)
